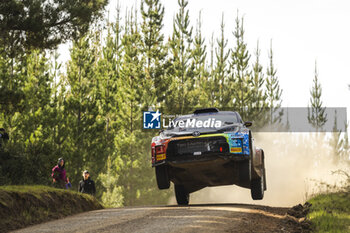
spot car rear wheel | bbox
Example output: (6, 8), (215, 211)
(155, 165), (170, 189)
(250, 170), (264, 200)
(175, 185), (189, 205)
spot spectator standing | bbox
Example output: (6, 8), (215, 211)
(78, 170), (96, 196)
(51, 158), (69, 189)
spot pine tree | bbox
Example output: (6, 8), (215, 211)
(0, 49), (25, 117)
(140, 0), (168, 107)
(0, 0), (108, 50)
(63, 34), (103, 187)
(329, 110), (343, 164)
(99, 156), (124, 207)
(307, 61), (327, 132)
(341, 122), (349, 162)
(230, 14), (252, 119)
(3, 50), (55, 184)
(166, 0), (195, 114)
(192, 11), (209, 107)
(251, 42), (265, 108)
(48, 51), (68, 159)
(206, 33), (216, 106)
(265, 40), (282, 125)
(248, 41), (269, 128)
(96, 6), (124, 203)
(214, 14), (230, 108)
(115, 11), (154, 206)
(96, 8), (122, 148)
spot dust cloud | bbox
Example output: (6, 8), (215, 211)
(168, 133), (349, 207)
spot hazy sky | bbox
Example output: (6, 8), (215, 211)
(60, 0), (350, 119)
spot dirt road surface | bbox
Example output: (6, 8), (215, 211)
(13, 204), (300, 233)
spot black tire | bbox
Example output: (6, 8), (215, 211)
(250, 173), (264, 200)
(249, 132), (264, 200)
(155, 165), (170, 189)
(262, 154), (267, 191)
(175, 185), (189, 205)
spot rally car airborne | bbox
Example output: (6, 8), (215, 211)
(151, 108), (266, 205)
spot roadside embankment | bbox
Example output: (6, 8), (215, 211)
(0, 185), (103, 232)
(307, 192), (350, 232)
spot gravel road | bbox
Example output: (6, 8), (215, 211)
(13, 204), (299, 233)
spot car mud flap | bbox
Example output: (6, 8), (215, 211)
(236, 160), (250, 188)
(251, 149), (264, 180)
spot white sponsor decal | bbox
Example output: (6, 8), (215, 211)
(163, 118), (222, 128)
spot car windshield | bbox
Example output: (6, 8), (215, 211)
(165, 113), (239, 132)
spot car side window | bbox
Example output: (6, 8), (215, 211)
(235, 112), (243, 124)
(232, 114), (238, 123)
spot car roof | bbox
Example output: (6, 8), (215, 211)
(177, 111), (238, 118)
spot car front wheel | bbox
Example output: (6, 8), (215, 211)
(250, 172), (264, 200)
(175, 185), (189, 205)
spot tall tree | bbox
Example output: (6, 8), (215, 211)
(329, 110), (342, 164)
(63, 34), (103, 187)
(206, 33), (216, 106)
(266, 40), (282, 125)
(192, 11), (209, 107)
(0, 52), (23, 116)
(307, 61), (327, 132)
(248, 41), (269, 128)
(1, 50), (55, 184)
(140, 0), (168, 107)
(166, 0), (195, 114)
(114, 11), (156, 206)
(96, 8), (122, 148)
(342, 123), (349, 162)
(214, 14), (230, 108)
(94, 11), (123, 201)
(230, 14), (252, 118)
(99, 156), (124, 207)
(0, 0), (108, 52)
(48, 51), (68, 163)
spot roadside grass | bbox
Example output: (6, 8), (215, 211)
(0, 185), (103, 232)
(308, 192), (350, 233)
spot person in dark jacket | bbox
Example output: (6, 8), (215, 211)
(79, 170), (96, 195)
(51, 158), (69, 189)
